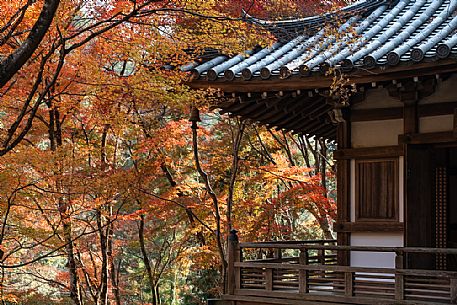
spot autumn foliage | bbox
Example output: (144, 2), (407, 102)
(0, 0), (339, 304)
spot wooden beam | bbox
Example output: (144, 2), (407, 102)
(352, 108), (403, 122)
(351, 102), (457, 122)
(418, 101), (457, 117)
(334, 222), (404, 233)
(399, 131), (457, 144)
(334, 146), (404, 160)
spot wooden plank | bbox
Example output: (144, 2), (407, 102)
(334, 221), (404, 232)
(334, 146), (404, 160)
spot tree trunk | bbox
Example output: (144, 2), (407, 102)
(191, 119), (227, 291)
(108, 208), (121, 305)
(61, 205), (83, 305)
(139, 214), (157, 305)
(0, 0), (60, 88)
(50, 104), (82, 305)
(96, 209), (109, 305)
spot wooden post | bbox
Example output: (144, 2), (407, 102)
(318, 243), (326, 278)
(450, 278), (457, 304)
(395, 251), (404, 301)
(345, 272), (353, 297)
(403, 102), (418, 135)
(318, 248), (326, 265)
(299, 249), (309, 294)
(265, 268), (273, 291)
(336, 121), (351, 266)
(274, 248), (282, 261)
(227, 229), (239, 295)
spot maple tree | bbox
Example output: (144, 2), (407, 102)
(0, 0), (344, 304)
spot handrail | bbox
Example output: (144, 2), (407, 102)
(242, 239), (336, 245)
(239, 242), (457, 254)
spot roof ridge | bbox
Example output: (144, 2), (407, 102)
(242, 0), (396, 39)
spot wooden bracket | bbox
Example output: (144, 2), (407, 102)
(387, 77), (436, 102)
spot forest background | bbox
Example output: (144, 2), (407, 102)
(0, 0), (347, 304)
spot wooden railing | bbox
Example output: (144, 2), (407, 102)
(226, 231), (457, 304)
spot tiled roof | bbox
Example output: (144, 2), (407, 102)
(189, 0), (457, 82)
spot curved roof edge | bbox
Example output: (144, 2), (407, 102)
(242, 0), (396, 39)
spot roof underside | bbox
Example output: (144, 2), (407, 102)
(188, 0), (457, 139)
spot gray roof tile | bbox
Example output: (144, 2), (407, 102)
(192, 0), (457, 81)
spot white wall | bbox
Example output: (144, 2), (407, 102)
(351, 119), (403, 148)
(419, 115), (454, 133)
(350, 233), (403, 268)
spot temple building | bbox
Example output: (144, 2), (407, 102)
(188, 0), (457, 304)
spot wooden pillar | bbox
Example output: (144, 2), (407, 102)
(227, 229), (239, 295)
(337, 119), (351, 266)
(403, 101), (418, 135)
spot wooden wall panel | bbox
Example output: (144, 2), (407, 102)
(355, 159), (399, 222)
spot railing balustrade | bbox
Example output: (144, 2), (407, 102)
(226, 231), (457, 304)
